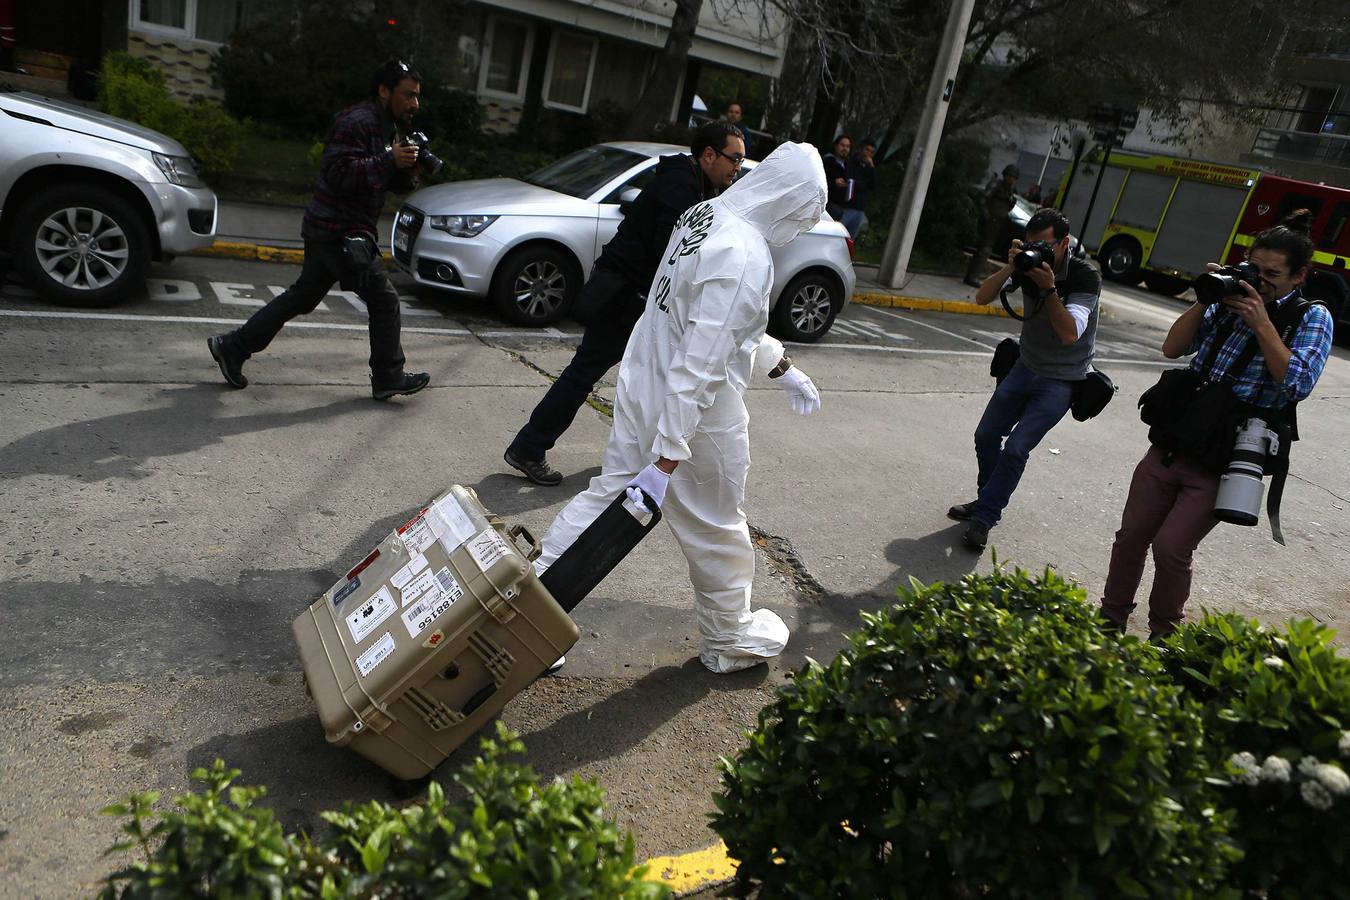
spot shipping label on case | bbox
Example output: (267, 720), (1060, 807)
(398, 511), (442, 555)
(401, 568), (464, 639)
(332, 575), (361, 608)
(400, 568), (440, 608)
(389, 552), (428, 591)
(433, 493), (478, 550)
(346, 585), (396, 644)
(467, 529), (511, 573)
(355, 632), (396, 677)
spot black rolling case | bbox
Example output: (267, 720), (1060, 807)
(541, 489), (661, 612)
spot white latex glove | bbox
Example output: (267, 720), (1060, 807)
(777, 366), (821, 416)
(626, 463), (670, 514)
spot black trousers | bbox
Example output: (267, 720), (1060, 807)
(233, 238), (406, 383)
(509, 266), (644, 461)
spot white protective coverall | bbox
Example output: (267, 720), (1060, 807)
(536, 141), (828, 673)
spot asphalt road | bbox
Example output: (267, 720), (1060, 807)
(1, 257), (1347, 896)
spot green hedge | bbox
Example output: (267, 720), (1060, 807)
(714, 569), (1350, 898)
(98, 724), (671, 899)
(98, 52), (241, 180)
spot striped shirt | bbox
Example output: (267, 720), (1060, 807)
(1187, 291), (1333, 410)
(301, 100), (414, 243)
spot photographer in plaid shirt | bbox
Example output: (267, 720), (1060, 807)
(1099, 214), (1333, 638)
(209, 60), (433, 400)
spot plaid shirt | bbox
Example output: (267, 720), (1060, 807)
(1187, 290), (1334, 410)
(302, 100), (414, 243)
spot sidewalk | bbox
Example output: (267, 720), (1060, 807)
(198, 200), (1007, 317)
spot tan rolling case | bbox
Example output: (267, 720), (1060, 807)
(293, 485), (579, 780)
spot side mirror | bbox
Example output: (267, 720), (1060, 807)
(617, 187), (641, 212)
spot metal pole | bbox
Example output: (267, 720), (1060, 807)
(877, 0), (978, 287)
(1080, 142), (1114, 253)
(1036, 125), (1059, 186)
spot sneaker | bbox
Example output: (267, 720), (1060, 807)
(372, 371), (430, 401)
(207, 334), (248, 388)
(962, 521), (989, 551)
(947, 501), (977, 521)
(545, 655), (565, 674)
(503, 448), (563, 486)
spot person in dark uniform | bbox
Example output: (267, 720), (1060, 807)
(965, 164), (1019, 287)
(503, 121), (746, 485)
(207, 60), (433, 401)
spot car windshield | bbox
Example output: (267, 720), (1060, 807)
(524, 146), (648, 199)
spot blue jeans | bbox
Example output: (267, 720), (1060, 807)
(971, 360), (1074, 527)
(840, 208), (867, 241)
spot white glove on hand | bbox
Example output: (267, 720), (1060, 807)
(626, 463), (670, 514)
(777, 366), (821, 416)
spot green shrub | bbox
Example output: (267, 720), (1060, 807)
(98, 724), (671, 898)
(98, 51), (240, 179)
(1160, 613), (1350, 896)
(712, 567), (1236, 899)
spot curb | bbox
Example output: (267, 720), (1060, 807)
(189, 241), (393, 265)
(641, 840), (738, 896)
(851, 290), (1011, 317)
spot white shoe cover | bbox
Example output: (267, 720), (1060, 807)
(699, 608), (789, 674)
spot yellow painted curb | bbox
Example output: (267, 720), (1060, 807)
(639, 840), (738, 895)
(852, 290), (1010, 317)
(188, 241), (394, 265)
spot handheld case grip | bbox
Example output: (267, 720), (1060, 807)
(540, 490), (661, 613)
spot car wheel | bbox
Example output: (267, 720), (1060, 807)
(14, 185), (151, 307)
(1142, 272), (1192, 296)
(1098, 237), (1144, 285)
(491, 246), (579, 327)
(771, 271), (840, 343)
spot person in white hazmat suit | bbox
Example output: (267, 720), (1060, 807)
(536, 141), (828, 674)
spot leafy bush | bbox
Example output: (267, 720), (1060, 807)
(713, 567), (1237, 899)
(212, 0), (466, 135)
(855, 135), (987, 270)
(1160, 613), (1350, 896)
(98, 52), (240, 179)
(99, 724), (671, 898)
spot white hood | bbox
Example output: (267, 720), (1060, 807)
(719, 142), (827, 246)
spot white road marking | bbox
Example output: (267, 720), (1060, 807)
(0, 308), (472, 336)
(863, 305), (996, 349)
(147, 279), (202, 302)
(851, 319), (913, 341)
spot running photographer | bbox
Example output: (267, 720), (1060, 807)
(950, 208), (1101, 551)
(1099, 217), (1334, 639)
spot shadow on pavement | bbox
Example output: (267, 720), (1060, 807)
(0, 384), (379, 481)
(882, 525), (979, 589)
(469, 468), (603, 519)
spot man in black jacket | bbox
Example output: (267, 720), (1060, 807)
(504, 121), (745, 485)
(208, 60), (432, 401)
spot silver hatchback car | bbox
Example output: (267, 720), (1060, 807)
(0, 88), (218, 307)
(391, 142), (856, 342)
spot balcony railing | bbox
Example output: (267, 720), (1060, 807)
(1251, 127), (1350, 168)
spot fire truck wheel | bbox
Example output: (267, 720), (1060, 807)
(1099, 237), (1144, 285)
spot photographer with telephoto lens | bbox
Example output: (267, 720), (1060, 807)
(1099, 211), (1334, 639)
(952, 208), (1102, 551)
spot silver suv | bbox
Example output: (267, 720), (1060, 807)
(0, 88), (218, 306)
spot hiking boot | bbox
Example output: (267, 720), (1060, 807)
(207, 334), (248, 388)
(962, 521), (990, 551)
(947, 501), (977, 521)
(503, 448), (564, 486)
(372, 371), (430, 401)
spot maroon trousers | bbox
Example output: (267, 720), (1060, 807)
(1100, 445), (1221, 637)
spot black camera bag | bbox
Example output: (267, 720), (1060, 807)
(990, 337), (1020, 381)
(1071, 368), (1116, 421)
(340, 232), (378, 292)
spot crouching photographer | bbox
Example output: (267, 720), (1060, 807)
(1099, 219), (1334, 639)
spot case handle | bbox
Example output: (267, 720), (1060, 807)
(507, 523), (541, 561)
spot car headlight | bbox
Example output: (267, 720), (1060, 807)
(427, 214), (497, 237)
(152, 153), (206, 188)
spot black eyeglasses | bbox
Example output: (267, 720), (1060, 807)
(716, 148), (746, 166)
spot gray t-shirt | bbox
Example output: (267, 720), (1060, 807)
(1014, 254), (1100, 381)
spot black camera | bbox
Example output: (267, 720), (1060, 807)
(1013, 240), (1056, 272)
(1193, 260), (1261, 304)
(402, 131), (444, 177)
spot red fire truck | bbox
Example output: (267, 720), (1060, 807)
(1056, 149), (1348, 332)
